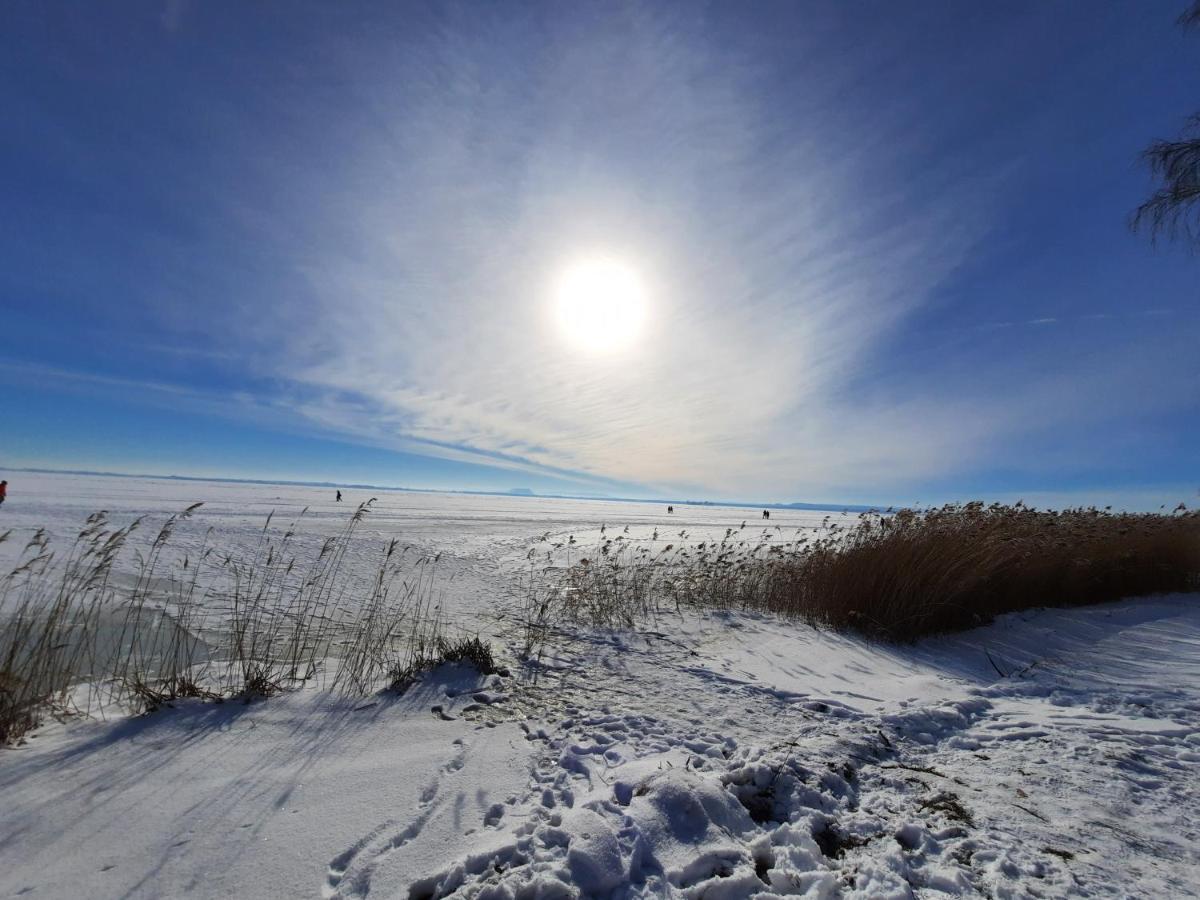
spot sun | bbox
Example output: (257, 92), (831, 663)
(553, 258), (648, 354)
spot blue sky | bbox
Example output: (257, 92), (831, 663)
(1, 1), (1197, 508)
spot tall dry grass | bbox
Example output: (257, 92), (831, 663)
(0, 502), (475, 745)
(761, 502), (1200, 640)
(542, 503), (1200, 642)
(6, 499), (1197, 743)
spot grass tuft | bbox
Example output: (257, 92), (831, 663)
(387, 635), (497, 694)
(435, 635), (497, 675)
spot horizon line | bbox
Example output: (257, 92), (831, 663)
(0, 466), (882, 513)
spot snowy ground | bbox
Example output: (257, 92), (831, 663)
(0, 471), (830, 626)
(1, 474), (1198, 898)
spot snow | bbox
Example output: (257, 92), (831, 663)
(1, 474), (1198, 897)
(0, 471), (832, 625)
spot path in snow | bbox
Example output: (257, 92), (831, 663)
(390, 598), (1200, 898)
(6, 596), (1194, 898)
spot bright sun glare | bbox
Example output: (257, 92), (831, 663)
(554, 258), (648, 354)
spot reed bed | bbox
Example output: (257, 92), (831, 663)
(0, 502), (477, 745)
(540, 503), (1200, 642)
(5, 500), (1197, 744)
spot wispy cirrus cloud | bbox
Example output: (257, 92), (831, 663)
(160, 3), (1191, 502)
(10, 2), (1194, 505)
(200, 5), (1023, 499)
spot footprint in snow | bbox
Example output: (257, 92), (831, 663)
(325, 739), (470, 897)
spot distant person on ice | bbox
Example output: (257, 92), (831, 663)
(336, 490), (342, 502)
(762, 509), (769, 519)
(667, 505), (673, 514)
(0, 480), (6, 507)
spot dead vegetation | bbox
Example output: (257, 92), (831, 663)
(0, 502), (480, 745)
(388, 635), (498, 694)
(4, 499), (1196, 745)
(536, 503), (1200, 642)
(919, 790), (974, 826)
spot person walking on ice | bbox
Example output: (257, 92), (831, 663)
(0, 480), (6, 507)
(336, 490), (342, 502)
(762, 509), (770, 519)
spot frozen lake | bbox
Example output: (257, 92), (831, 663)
(0, 471), (840, 625)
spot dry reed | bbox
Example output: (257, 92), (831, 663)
(0, 502), (480, 745)
(542, 503), (1200, 642)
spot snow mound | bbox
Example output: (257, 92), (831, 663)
(627, 768), (759, 892)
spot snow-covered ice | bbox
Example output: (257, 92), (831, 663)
(0, 472), (834, 625)
(1, 474), (1197, 897)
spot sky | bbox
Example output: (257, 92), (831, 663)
(1, 0), (1197, 509)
